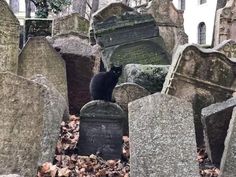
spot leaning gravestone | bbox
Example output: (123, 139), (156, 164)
(162, 44), (236, 147)
(214, 39), (236, 58)
(49, 35), (101, 114)
(18, 37), (68, 100)
(0, 72), (65, 177)
(201, 97), (236, 167)
(124, 64), (169, 93)
(0, 0), (20, 73)
(91, 3), (170, 71)
(113, 82), (150, 135)
(128, 93), (199, 177)
(220, 107), (236, 177)
(77, 100), (125, 160)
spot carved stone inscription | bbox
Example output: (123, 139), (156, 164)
(77, 101), (124, 160)
(0, 0), (20, 73)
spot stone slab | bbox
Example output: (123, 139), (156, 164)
(220, 107), (236, 177)
(214, 39), (236, 58)
(49, 35), (101, 114)
(202, 97), (236, 166)
(18, 37), (68, 101)
(124, 64), (169, 93)
(128, 93), (199, 177)
(113, 82), (150, 135)
(162, 44), (236, 147)
(77, 100), (125, 160)
(0, 0), (20, 73)
(0, 72), (65, 177)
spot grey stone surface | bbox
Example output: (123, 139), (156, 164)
(0, 72), (64, 177)
(0, 0), (20, 73)
(113, 82), (150, 134)
(162, 44), (236, 147)
(18, 37), (68, 101)
(214, 39), (236, 58)
(128, 93), (199, 177)
(91, 3), (170, 70)
(53, 13), (89, 37)
(124, 64), (169, 93)
(202, 97), (236, 167)
(31, 74), (69, 121)
(49, 35), (101, 114)
(77, 100), (125, 160)
(220, 107), (236, 177)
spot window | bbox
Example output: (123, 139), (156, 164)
(200, 0), (206, 4)
(198, 22), (206, 44)
(180, 0), (185, 10)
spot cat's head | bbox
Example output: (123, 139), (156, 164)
(109, 64), (122, 77)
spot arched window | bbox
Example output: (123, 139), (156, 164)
(198, 22), (206, 44)
(200, 0), (206, 4)
(179, 0), (185, 10)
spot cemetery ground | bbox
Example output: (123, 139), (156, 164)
(37, 115), (220, 177)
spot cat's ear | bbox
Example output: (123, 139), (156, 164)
(119, 64), (123, 69)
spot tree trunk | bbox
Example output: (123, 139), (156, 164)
(25, 0), (31, 18)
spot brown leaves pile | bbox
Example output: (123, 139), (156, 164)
(38, 115), (130, 177)
(198, 148), (220, 177)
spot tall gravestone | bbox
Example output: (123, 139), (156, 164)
(91, 3), (170, 71)
(113, 83), (150, 134)
(213, 0), (236, 46)
(147, 0), (188, 54)
(0, 0), (20, 73)
(0, 72), (65, 177)
(128, 93), (199, 177)
(49, 35), (100, 114)
(220, 107), (236, 177)
(77, 101), (124, 160)
(18, 37), (68, 100)
(201, 97), (236, 167)
(162, 44), (236, 147)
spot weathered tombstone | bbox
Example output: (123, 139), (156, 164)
(162, 44), (236, 147)
(124, 64), (169, 93)
(0, 0), (20, 73)
(213, 0), (236, 46)
(0, 72), (65, 177)
(53, 13), (89, 37)
(219, 107), (236, 177)
(147, 0), (188, 54)
(201, 97), (236, 167)
(49, 35), (101, 114)
(18, 37), (68, 100)
(24, 18), (52, 43)
(91, 3), (170, 71)
(77, 100), (125, 160)
(113, 82), (150, 134)
(214, 39), (236, 58)
(0, 175), (22, 177)
(128, 93), (199, 177)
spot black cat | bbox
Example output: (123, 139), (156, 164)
(89, 65), (122, 101)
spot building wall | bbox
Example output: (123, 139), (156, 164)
(173, 0), (217, 45)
